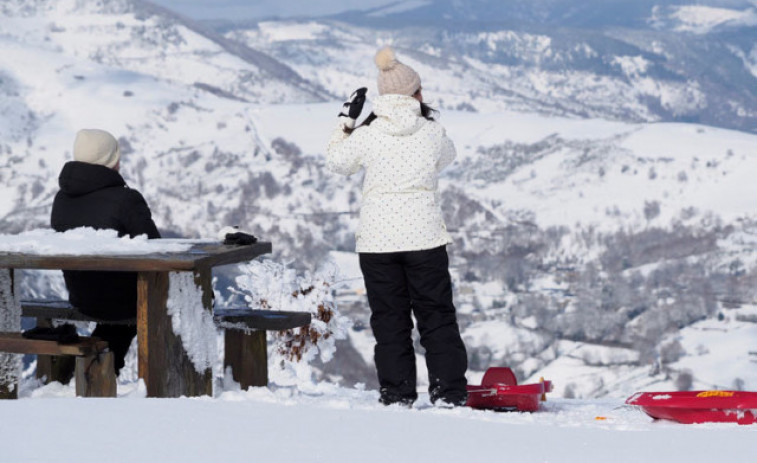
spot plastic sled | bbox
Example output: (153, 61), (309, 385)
(626, 390), (757, 425)
(466, 367), (552, 412)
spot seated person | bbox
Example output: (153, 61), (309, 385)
(51, 129), (161, 375)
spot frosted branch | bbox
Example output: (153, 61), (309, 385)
(167, 272), (218, 373)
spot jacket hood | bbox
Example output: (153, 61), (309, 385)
(371, 94), (427, 136)
(58, 161), (126, 197)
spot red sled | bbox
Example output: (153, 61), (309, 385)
(626, 390), (757, 425)
(466, 367), (553, 412)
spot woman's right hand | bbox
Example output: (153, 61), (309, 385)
(338, 87), (367, 129)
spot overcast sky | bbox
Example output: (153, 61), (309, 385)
(149, 0), (398, 20)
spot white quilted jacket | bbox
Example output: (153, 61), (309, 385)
(326, 94), (456, 253)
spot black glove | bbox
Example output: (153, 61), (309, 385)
(224, 231), (258, 246)
(338, 87), (367, 129)
(22, 324), (80, 344)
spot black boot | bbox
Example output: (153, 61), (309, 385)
(379, 386), (416, 407)
(430, 386), (468, 407)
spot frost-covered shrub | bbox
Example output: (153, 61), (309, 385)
(233, 260), (352, 377)
(675, 370), (694, 391)
(732, 378), (745, 391)
(659, 339), (685, 364)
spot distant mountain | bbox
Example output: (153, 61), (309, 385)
(336, 0), (756, 28)
(222, 2), (757, 132)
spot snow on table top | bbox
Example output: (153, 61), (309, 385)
(0, 228), (194, 256)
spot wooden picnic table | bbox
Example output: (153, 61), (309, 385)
(0, 240), (271, 399)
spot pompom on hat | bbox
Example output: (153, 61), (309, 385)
(73, 129), (121, 169)
(375, 46), (421, 97)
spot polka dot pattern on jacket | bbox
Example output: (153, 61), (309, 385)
(327, 94), (456, 253)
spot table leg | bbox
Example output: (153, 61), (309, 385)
(35, 317), (75, 385)
(137, 270), (213, 398)
(224, 329), (268, 389)
(0, 268), (21, 399)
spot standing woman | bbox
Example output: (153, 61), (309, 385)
(326, 47), (468, 407)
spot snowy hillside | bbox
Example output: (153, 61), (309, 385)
(0, 0), (338, 246)
(1, 0), (327, 102)
(650, 3), (757, 33)
(254, 103), (757, 396)
(1, 0), (757, 400)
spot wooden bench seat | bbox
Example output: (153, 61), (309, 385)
(21, 300), (311, 329)
(213, 308), (311, 331)
(0, 332), (115, 398)
(21, 299), (135, 325)
(19, 299), (312, 391)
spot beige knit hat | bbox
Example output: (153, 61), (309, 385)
(375, 47), (421, 96)
(73, 129), (121, 169)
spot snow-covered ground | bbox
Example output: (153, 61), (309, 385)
(2, 379), (756, 463)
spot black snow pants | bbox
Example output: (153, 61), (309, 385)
(359, 245), (468, 405)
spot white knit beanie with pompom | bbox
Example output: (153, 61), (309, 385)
(375, 46), (421, 96)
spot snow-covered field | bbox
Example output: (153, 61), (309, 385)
(2, 377), (756, 463)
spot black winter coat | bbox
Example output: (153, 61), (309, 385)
(51, 161), (161, 319)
